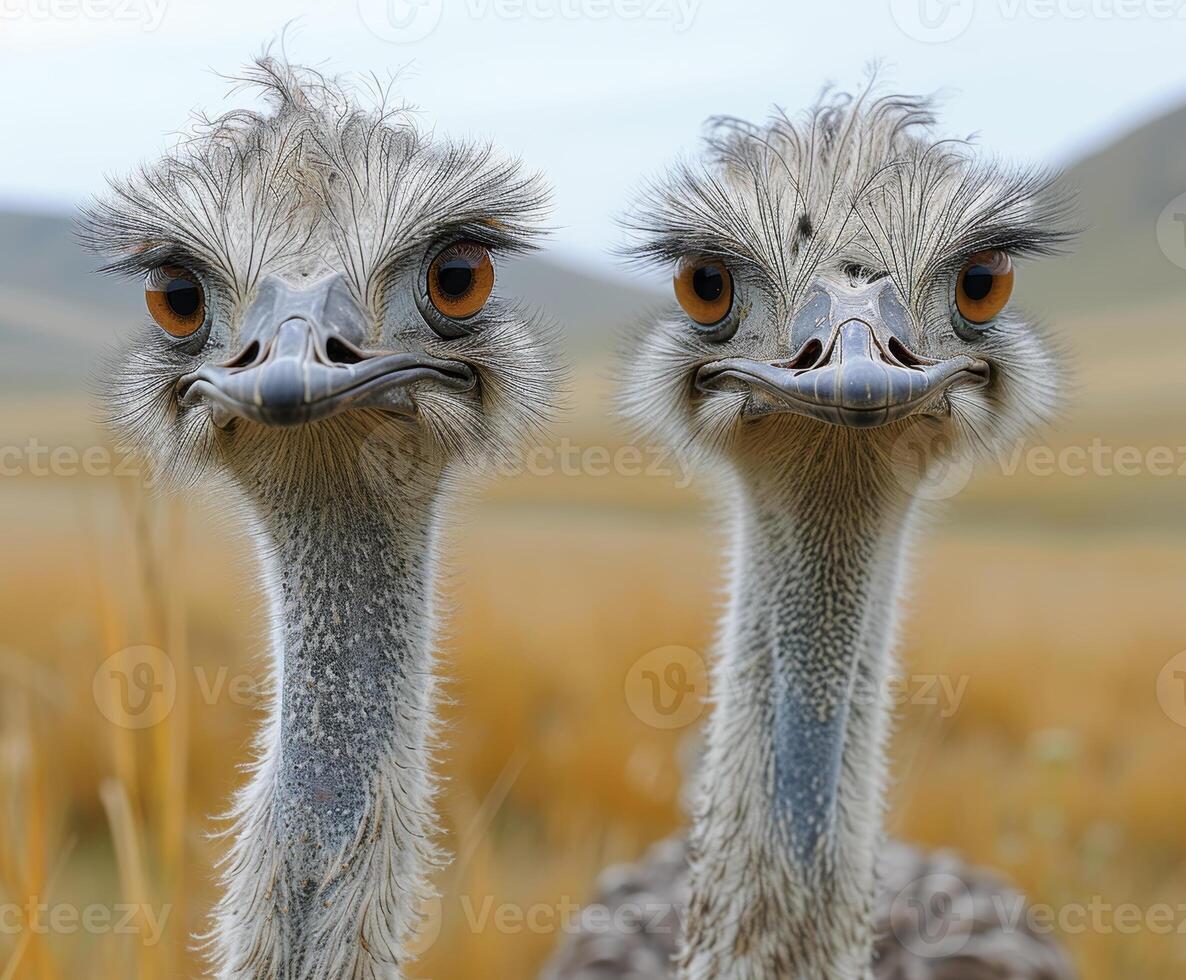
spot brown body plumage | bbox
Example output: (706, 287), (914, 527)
(544, 837), (1077, 979)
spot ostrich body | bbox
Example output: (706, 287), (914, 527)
(84, 59), (554, 979)
(546, 91), (1078, 979)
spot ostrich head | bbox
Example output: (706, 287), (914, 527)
(82, 58), (555, 509)
(622, 89), (1072, 491)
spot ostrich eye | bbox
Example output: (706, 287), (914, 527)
(955, 250), (1014, 325)
(674, 256), (734, 327)
(427, 242), (495, 320)
(145, 265), (206, 338)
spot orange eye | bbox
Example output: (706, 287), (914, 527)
(428, 242), (495, 319)
(674, 256), (733, 326)
(955, 250), (1014, 325)
(145, 265), (206, 338)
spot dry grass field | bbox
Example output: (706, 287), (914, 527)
(1, 334), (1186, 980)
(1, 40), (1184, 980)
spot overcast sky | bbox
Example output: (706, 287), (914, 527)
(1, 0), (1183, 272)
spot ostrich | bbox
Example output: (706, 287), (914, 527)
(545, 90), (1079, 979)
(82, 58), (556, 979)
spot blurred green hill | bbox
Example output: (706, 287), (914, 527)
(1022, 103), (1186, 315)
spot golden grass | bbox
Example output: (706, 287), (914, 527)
(1, 422), (1185, 979)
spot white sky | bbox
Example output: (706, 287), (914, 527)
(1, 0), (1183, 273)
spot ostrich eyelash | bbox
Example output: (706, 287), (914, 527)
(99, 247), (213, 282)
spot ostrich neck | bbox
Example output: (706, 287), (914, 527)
(216, 480), (443, 980)
(260, 492), (437, 861)
(682, 463), (915, 980)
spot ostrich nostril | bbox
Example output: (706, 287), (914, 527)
(324, 336), (365, 366)
(222, 341), (262, 369)
(886, 336), (926, 370)
(778, 338), (824, 372)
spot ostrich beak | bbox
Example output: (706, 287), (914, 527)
(695, 279), (989, 428)
(176, 273), (475, 428)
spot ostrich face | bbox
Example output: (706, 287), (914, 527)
(623, 93), (1072, 475)
(82, 60), (554, 498)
